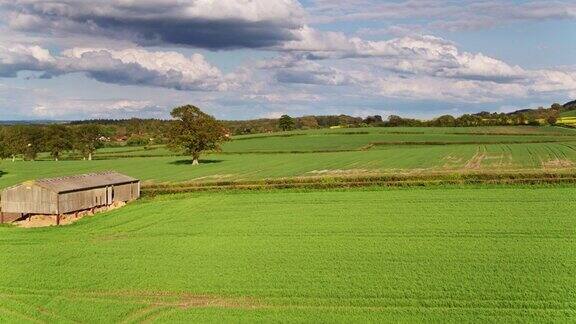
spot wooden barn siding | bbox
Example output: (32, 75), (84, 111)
(59, 181), (139, 214)
(1, 181), (140, 216)
(58, 187), (108, 214)
(113, 183), (134, 202)
(132, 182), (140, 200)
(1, 185), (57, 214)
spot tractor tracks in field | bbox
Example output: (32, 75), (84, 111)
(1, 288), (574, 322)
(0, 289), (265, 323)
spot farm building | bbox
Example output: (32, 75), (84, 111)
(1, 171), (140, 224)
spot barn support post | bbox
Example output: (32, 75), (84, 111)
(1, 212), (4, 224)
(56, 214), (61, 226)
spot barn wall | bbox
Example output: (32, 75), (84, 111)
(1, 185), (57, 214)
(113, 183), (133, 202)
(1, 180), (141, 216)
(131, 182), (140, 200)
(58, 187), (108, 214)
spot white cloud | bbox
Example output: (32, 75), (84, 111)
(31, 98), (163, 118)
(308, 0), (576, 31)
(60, 48), (227, 91)
(283, 31), (527, 82)
(0, 44), (230, 91)
(0, 43), (55, 77)
(1, 1), (575, 119)
(372, 75), (528, 103)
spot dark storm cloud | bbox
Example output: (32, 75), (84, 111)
(2, 0), (305, 49)
(77, 17), (300, 49)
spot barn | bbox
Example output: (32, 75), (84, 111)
(1, 171), (140, 224)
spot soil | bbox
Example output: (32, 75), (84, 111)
(307, 169), (378, 176)
(542, 159), (574, 169)
(465, 150), (487, 169)
(13, 201), (126, 228)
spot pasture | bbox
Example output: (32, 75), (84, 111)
(0, 187), (574, 322)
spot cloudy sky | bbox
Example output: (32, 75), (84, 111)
(0, 0), (575, 120)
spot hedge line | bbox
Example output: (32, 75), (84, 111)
(141, 171), (576, 195)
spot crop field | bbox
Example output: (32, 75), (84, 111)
(1, 126), (576, 323)
(2, 126), (576, 188)
(2, 142), (576, 188)
(0, 187), (574, 322)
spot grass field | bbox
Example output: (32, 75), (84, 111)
(2, 126), (576, 188)
(0, 187), (574, 322)
(2, 126), (576, 322)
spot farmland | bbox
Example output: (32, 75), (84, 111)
(1, 126), (576, 322)
(0, 187), (574, 322)
(1, 126), (576, 189)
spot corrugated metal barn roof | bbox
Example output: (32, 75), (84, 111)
(33, 171), (139, 193)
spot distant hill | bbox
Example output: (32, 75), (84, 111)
(502, 100), (576, 119)
(563, 100), (576, 109)
(557, 100), (576, 117)
(0, 120), (66, 125)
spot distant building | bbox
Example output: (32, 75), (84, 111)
(1, 171), (140, 224)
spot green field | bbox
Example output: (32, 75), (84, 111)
(2, 126), (576, 322)
(2, 126), (576, 189)
(0, 187), (574, 322)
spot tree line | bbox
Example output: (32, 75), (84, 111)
(0, 124), (103, 161)
(274, 103), (568, 130)
(385, 103), (565, 128)
(0, 102), (572, 163)
(0, 105), (229, 165)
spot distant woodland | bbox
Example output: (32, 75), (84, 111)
(0, 101), (574, 161)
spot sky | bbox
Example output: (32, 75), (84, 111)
(0, 0), (575, 121)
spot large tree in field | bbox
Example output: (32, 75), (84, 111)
(73, 125), (103, 161)
(46, 124), (73, 161)
(278, 114), (295, 131)
(167, 105), (229, 165)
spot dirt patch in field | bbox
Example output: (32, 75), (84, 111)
(68, 291), (263, 310)
(465, 150), (487, 169)
(13, 201), (126, 228)
(176, 294), (261, 309)
(307, 169), (379, 176)
(191, 174), (235, 181)
(542, 159), (574, 169)
(442, 155), (463, 168)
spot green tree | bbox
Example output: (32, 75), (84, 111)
(297, 116), (319, 129)
(73, 125), (103, 160)
(2, 127), (23, 161)
(167, 105), (229, 165)
(46, 124), (73, 161)
(0, 128), (9, 160)
(551, 103), (562, 111)
(431, 115), (456, 127)
(546, 115), (558, 125)
(387, 115), (404, 127)
(17, 126), (44, 161)
(278, 115), (295, 131)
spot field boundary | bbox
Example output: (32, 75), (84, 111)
(141, 171), (576, 195)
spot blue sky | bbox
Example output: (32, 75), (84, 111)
(0, 0), (574, 120)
